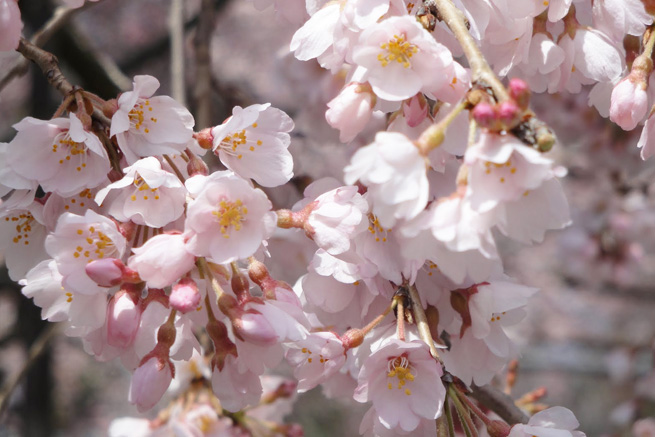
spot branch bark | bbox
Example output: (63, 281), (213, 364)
(470, 384), (530, 425)
(169, 0), (187, 106)
(430, 0), (509, 101)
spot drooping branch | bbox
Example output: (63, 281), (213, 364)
(429, 0), (509, 101)
(470, 384), (530, 425)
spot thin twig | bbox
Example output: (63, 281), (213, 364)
(0, 323), (59, 416)
(194, 0), (216, 129)
(470, 384), (529, 425)
(16, 37), (112, 125)
(430, 0), (509, 101)
(0, 3), (98, 93)
(169, 0), (187, 106)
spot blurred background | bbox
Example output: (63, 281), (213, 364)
(0, 0), (654, 435)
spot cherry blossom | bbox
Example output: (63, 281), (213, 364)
(184, 171), (276, 264)
(211, 103), (294, 187)
(110, 75), (194, 164)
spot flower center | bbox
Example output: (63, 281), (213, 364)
(377, 34), (418, 68)
(218, 123), (263, 160)
(128, 99), (157, 134)
(212, 199), (248, 238)
(52, 132), (89, 172)
(6, 212), (35, 246)
(483, 158), (517, 184)
(368, 214), (392, 243)
(130, 175), (160, 201)
(300, 347), (328, 365)
(73, 225), (118, 262)
(387, 355), (415, 395)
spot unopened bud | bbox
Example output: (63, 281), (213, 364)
(186, 152), (208, 176)
(102, 98), (119, 118)
(535, 125), (556, 152)
(128, 356), (173, 412)
(170, 277), (201, 314)
(497, 101), (522, 130)
(472, 102), (496, 129)
(508, 78), (531, 110)
(487, 420), (511, 437)
(194, 128), (214, 149)
(231, 269), (251, 303)
(86, 258), (126, 287)
(106, 288), (142, 348)
(341, 328), (364, 350)
(231, 311), (277, 346)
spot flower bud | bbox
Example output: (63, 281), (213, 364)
(487, 420), (511, 437)
(610, 75), (648, 131)
(193, 128), (214, 149)
(169, 277), (201, 314)
(508, 78), (531, 110)
(402, 94), (429, 127)
(128, 356), (173, 412)
(497, 100), (522, 130)
(325, 82), (375, 142)
(186, 151), (209, 177)
(231, 311), (277, 346)
(85, 258), (125, 287)
(106, 288), (142, 348)
(341, 328), (364, 350)
(472, 102), (496, 129)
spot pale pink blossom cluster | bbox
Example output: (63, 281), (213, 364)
(0, 0), (621, 434)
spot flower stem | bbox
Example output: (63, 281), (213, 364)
(408, 284), (442, 362)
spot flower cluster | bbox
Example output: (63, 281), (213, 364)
(1, 0), (629, 434)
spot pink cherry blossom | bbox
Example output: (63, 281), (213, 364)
(7, 114), (109, 196)
(185, 172), (276, 264)
(110, 75), (194, 164)
(106, 289), (142, 348)
(325, 82), (376, 142)
(344, 131), (428, 228)
(95, 157), (186, 228)
(352, 15), (455, 101)
(211, 103), (294, 187)
(0, 202), (49, 281)
(508, 406), (586, 437)
(45, 210), (127, 295)
(286, 331), (347, 392)
(128, 233), (195, 289)
(306, 184), (369, 256)
(354, 339), (445, 433)
(638, 113), (655, 160)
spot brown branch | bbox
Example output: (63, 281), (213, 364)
(0, 323), (59, 417)
(194, 0), (216, 129)
(16, 37), (112, 125)
(470, 384), (529, 425)
(0, 3), (95, 93)
(408, 284), (442, 361)
(430, 0), (509, 101)
(17, 37), (74, 95)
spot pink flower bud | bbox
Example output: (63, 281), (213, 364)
(85, 258), (125, 287)
(326, 82), (375, 142)
(472, 102), (496, 129)
(231, 311), (277, 346)
(128, 356), (173, 412)
(106, 289), (141, 348)
(496, 101), (521, 130)
(508, 78), (530, 110)
(402, 94), (429, 127)
(610, 75), (648, 131)
(169, 277), (201, 314)
(193, 128), (214, 149)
